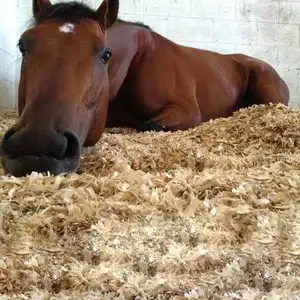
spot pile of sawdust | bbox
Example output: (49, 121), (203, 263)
(1, 103), (300, 300)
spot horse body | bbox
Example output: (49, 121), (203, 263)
(105, 22), (289, 131)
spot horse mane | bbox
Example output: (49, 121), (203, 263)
(32, 1), (152, 31)
(33, 1), (98, 24)
(116, 19), (152, 31)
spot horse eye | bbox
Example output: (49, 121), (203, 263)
(100, 48), (112, 64)
(18, 41), (26, 56)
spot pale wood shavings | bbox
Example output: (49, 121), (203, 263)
(1, 104), (300, 299)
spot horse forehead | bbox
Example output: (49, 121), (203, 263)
(59, 23), (75, 34)
(57, 20), (104, 39)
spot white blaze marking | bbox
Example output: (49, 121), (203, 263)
(59, 23), (75, 34)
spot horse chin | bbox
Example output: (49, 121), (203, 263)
(0, 153), (80, 177)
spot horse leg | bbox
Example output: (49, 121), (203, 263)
(247, 61), (289, 106)
(137, 104), (201, 132)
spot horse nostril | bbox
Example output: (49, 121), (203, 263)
(2, 128), (16, 142)
(63, 132), (80, 158)
(1, 127), (18, 156)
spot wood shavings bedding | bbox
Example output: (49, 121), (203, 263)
(0, 103), (300, 299)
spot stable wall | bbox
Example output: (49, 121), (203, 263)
(0, 0), (17, 115)
(1, 0), (300, 114)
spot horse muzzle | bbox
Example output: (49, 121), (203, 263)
(0, 128), (81, 177)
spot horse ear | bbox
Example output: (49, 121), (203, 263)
(33, 0), (52, 20)
(96, 0), (119, 30)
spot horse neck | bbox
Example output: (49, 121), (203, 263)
(106, 20), (153, 100)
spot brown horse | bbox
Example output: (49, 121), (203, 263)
(0, 0), (289, 177)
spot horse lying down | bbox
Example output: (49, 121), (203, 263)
(0, 0), (289, 177)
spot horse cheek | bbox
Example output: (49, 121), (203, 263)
(18, 71), (26, 117)
(83, 92), (109, 147)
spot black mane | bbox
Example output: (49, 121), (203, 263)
(33, 1), (152, 30)
(118, 20), (152, 31)
(34, 2), (98, 24)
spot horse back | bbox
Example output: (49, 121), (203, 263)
(106, 25), (288, 128)
(114, 32), (251, 122)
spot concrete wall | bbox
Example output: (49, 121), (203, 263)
(1, 0), (300, 113)
(0, 0), (17, 114)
